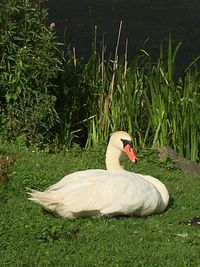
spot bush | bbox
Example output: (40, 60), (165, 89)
(0, 0), (62, 144)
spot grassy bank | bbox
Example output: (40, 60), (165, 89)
(0, 144), (200, 266)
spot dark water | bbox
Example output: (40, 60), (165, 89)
(47, 0), (200, 69)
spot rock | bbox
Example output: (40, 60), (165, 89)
(158, 146), (200, 176)
(181, 217), (200, 227)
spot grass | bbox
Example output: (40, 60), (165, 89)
(0, 143), (200, 267)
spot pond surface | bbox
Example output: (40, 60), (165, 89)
(47, 0), (200, 69)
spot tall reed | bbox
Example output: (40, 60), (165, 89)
(85, 22), (151, 148)
(172, 67), (200, 160)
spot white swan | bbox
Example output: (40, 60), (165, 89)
(27, 131), (169, 219)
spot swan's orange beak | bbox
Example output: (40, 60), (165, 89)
(123, 144), (138, 163)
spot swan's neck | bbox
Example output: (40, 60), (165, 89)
(105, 144), (123, 171)
(143, 175), (169, 207)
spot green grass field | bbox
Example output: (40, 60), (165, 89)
(0, 144), (200, 267)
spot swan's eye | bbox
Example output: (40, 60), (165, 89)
(121, 138), (133, 149)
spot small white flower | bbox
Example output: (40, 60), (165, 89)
(50, 22), (56, 30)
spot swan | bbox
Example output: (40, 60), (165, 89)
(27, 131), (169, 219)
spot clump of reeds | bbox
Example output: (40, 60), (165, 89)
(60, 22), (200, 161)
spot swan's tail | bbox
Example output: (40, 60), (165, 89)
(26, 188), (59, 211)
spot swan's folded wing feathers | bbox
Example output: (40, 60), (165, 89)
(46, 169), (106, 191)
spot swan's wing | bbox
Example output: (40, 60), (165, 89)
(28, 170), (114, 217)
(51, 171), (160, 217)
(46, 169), (106, 191)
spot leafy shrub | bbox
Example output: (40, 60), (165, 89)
(0, 0), (62, 144)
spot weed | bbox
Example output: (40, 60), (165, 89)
(0, 155), (16, 181)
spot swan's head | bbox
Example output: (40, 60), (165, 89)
(109, 131), (138, 163)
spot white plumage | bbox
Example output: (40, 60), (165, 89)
(28, 131), (169, 219)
